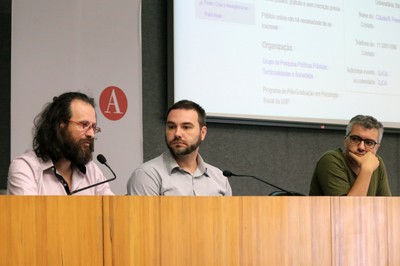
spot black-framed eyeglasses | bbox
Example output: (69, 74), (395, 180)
(69, 120), (101, 134)
(347, 135), (378, 149)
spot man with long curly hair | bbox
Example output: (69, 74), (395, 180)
(7, 92), (114, 195)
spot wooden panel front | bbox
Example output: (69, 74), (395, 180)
(331, 197), (389, 266)
(103, 196), (161, 266)
(387, 197), (400, 265)
(105, 196), (331, 265)
(238, 197), (331, 265)
(0, 196), (104, 266)
(1, 196), (398, 265)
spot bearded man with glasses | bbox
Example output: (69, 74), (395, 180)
(309, 115), (391, 196)
(7, 92), (114, 195)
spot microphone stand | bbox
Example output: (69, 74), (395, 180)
(70, 154), (117, 195)
(223, 170), (304, 196)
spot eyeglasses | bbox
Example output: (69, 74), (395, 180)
(347, 135), (378, 149)
(69, 120), (101, 134)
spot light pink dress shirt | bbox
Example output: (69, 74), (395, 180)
(7, 150), (114, 195)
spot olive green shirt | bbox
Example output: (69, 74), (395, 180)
(309, 148), (391, 196)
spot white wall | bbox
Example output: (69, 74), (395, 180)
(11, 0), (143, 195)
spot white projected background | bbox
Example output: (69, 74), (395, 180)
(173, 0), (400, 129)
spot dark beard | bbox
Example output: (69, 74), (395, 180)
(166, 135), (202, 156)
(61, 129), (94, 165)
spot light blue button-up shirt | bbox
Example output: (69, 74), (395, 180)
(127, 151), (232, 196)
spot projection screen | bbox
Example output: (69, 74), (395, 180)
(170, 0), (400, 130)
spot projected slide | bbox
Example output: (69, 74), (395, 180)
(173, 0), (400, 128)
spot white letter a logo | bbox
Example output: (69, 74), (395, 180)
(105, 89), (123, 114)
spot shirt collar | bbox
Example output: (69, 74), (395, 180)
(76, 164), (87, 174)
(42, 158), (87, 175)
(41, 159), (55, 172)
(163, 150), (208, 176)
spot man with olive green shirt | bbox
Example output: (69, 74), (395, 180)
(309, 115), (391, 196)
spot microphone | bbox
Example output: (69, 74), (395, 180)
(70, 154), (117, 195)
(223, 170), (304, 196)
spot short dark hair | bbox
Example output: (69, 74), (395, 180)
(166, 100), (206, 127)
(346, 115), (384, 143)
(33, 92), (95, 161)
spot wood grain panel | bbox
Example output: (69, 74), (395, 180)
(103, 196), (161, 266)
(1, 196), (398, 265)
(240, 196), (331, 266)
(157, 196), (331, 266)
(0, 196), (103, 266)
(331, 197), (389, 266)
(159, 196), (241, 266)
(387, 197), (400, 265)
